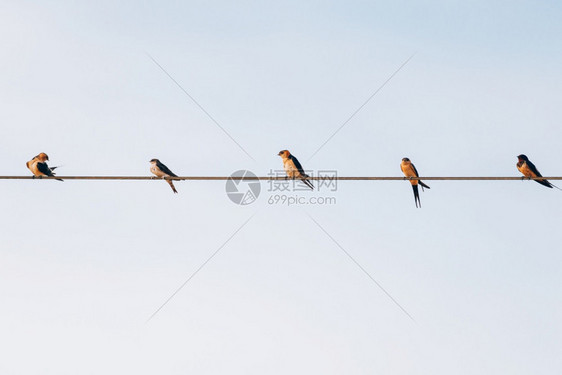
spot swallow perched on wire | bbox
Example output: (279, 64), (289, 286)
(150, 159), (179, 193)
(516, 154), (560, 190)
(26, 153), (63, 181)
(278, 150), (313, 190)
(400, 157), (430, 207)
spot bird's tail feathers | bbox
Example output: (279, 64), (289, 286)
(167, 179), (178, 194)
(302, 179), (314, 190)
(49, 169), (63, 182)
(419, 181), (430, 190)
(412, 185), (421, 208)
(550, 182), (562, 191)
(535, 178), (554, 189)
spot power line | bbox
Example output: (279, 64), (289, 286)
(307, 53), (416, 162)
(146, 53), (255, 161)
(1, 176), (562, 181)
(307, 213), (415, 322)
(146, 214), (255, 322)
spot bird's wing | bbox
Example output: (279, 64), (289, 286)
(157, 160), (178, 177)
(411, 163), (430, 189)
(289, 155), (307, 176)
(526, 160), (543, 178)
(36, 162), (54, 176)
(411, 163), (420, 177)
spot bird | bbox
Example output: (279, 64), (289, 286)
(150, 159), (179, 193)
(26, 153), (63, 181)
(400, 157), (430, 207)
(278, 150), (313, 190)
(516, 154), (560, 190)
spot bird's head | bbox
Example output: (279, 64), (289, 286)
(278, 150), (290, 158)
(37, 153), (49, 162)
(402, 157), (410, 163)
(149, 158), (159, 164)
(517, 154), (528, 162)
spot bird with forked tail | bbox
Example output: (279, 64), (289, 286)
(400, 157), (430, 207)
(516, 154), (561, 190)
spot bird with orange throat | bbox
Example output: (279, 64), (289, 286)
(400, 157), (430, 207)
(278, 150), (313, 190)
(150, 159), (179, 193)
(26, 153), (63, 181)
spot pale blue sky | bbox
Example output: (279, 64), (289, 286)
(1, 1), (561, 374)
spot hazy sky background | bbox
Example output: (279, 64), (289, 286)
(1, 1), (561, 374)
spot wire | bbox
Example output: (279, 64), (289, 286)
(1, 176), (562, 181)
